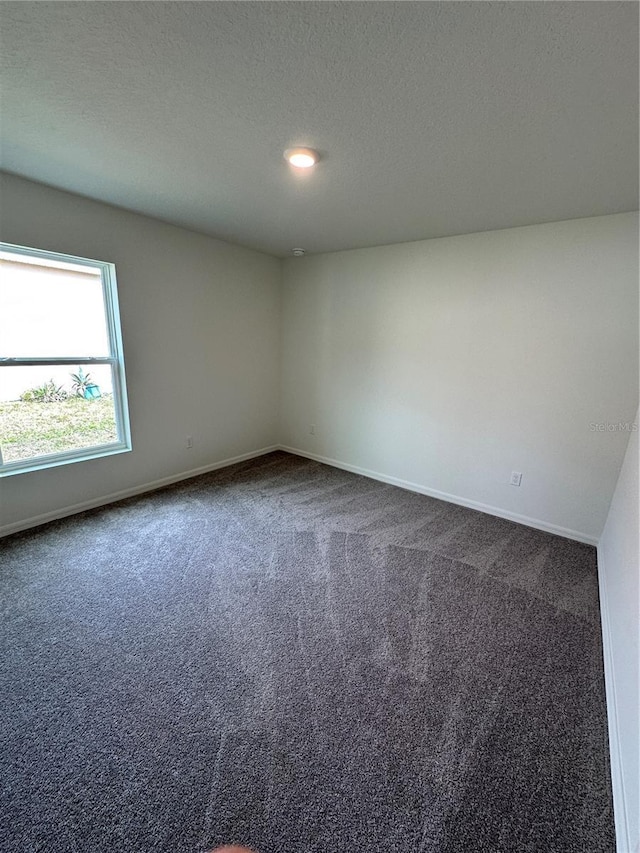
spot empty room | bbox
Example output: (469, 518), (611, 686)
(0, 2), (638, 852)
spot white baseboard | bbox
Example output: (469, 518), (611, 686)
(279, 445), (598, 546)
(0, 445), (280, 538)
(1, 442), (598, 546)
(596, 546), (633, 853)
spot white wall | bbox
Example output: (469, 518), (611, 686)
(0, 173), (282, 533)
(280, 213), (639, 542)
(2, 177), (637, 546)
(598, 410), (639, 853)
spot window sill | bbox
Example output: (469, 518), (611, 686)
(0, 442), (132, 477)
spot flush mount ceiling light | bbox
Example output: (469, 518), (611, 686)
(284, 147), (319, 168)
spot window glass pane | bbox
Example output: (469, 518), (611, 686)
(0, 255), (110, 357)
(0, 365), (119, 465)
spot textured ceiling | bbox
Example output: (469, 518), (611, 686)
(1, 1), (638, 257)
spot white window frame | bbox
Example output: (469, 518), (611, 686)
(0, 242), (132, 476)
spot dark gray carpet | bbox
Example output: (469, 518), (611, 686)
(0, 451), (614, 852)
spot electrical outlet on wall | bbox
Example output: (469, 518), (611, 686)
(309, 424), (316, 435)
(186, 435), (193, 449)
(510, 471), (522, 486)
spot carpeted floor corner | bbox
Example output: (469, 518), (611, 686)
(0, 451), (614, 852)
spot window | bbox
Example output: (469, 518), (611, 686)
(0, 243), (131, 475)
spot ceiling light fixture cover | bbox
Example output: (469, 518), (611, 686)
(284, 147), (319, 168)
